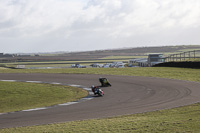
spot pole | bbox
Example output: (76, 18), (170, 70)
(184, 52), (186, 61)
(189, 51), (190, 60)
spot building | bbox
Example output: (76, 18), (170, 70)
(148, 53), (165, 66)
(129, 58), (148, 67)
(129, 58), (147, 64)
(137, 59), (148, 67)
(129, 54), (165, 67)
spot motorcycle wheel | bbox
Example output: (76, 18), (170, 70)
(98, 92), (103, 96)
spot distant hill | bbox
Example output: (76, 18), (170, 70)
(61, 45), (200, 57)
(1, 45), (200, 62)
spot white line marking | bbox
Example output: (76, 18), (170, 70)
(82, 97), (94, 100)
(51, 82), (61, 85)
(59, 102), (78, 106)
(83, 88), (91, 91)
(89, 92), (94, 95)
(26, 81), (43, 83)
(0, 80), (16, 82)
(23, 107), (47, 112)
(70, 85), (81, 87)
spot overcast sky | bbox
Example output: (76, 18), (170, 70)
(1, 0), (200, 53)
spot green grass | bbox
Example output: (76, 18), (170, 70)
(185, 58), (200, 62)
(178, 48), (200, 52)
(164, 49), (200, 59)
(0, 81), (88, 113)
(0, 67), (7, 69)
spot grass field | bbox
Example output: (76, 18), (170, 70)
(0, 67), (7, 69)
(0, 81), (88, 113)
(0, 67), (200, 132)
(185, 58), (200, 61)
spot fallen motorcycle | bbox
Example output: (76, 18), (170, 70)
(99, 77), (112, 87)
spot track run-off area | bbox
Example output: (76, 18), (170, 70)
(0, 73), (200, 129)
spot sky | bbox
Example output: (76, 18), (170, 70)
(0, 0), (200, 53)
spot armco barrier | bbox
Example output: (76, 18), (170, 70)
(153, 62), (200, 68)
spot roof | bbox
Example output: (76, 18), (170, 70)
(129, 58), (147, 61)
(148, 53), (163, 55)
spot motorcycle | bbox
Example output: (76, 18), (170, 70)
(94, 88), (104, 96)
(91, 86), (104, 96)
(99, 77), (112, 87)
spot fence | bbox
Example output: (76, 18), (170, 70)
(166, 50), (200, 62)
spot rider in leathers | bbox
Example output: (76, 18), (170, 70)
(91, 85), (99, 95)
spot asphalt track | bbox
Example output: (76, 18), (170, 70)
(1, 73), (200, 129)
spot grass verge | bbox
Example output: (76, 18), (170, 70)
(0, 81), (88, 113)
(0, 67), (7, 69)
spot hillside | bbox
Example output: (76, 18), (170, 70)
(1, 45), (200, 62)
(65, 45), (200, 57)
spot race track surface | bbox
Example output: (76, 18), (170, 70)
(0, 73), (200, 129)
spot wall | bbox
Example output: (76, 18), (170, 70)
(153, 62), (200, 68)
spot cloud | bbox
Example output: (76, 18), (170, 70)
(0, 0), (85, 37)
(0, 0), (200, 53)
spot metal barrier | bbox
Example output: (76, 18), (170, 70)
(166, 50), (200, 62)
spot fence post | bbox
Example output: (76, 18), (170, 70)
(184, 52), (186, 61)
(176, 54), (177, 61)
(172, 55), (173, 62)
(189, 51), (191, 60)
(167, 49), (199, 63)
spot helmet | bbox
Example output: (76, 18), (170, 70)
(91, 85), (95, 88)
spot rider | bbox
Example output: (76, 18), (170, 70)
(99, 77), (110, 87)
(91, 85), (99, 94)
